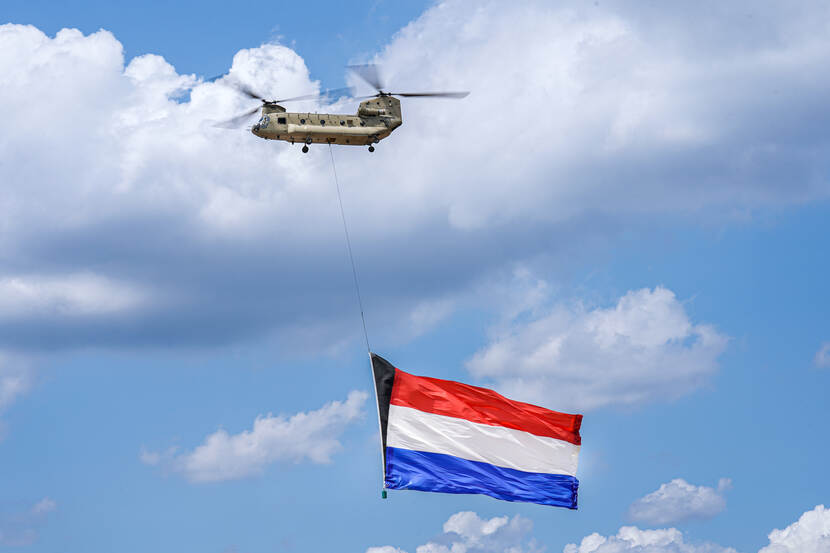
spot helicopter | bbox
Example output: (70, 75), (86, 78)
(214, 65), (469, 153)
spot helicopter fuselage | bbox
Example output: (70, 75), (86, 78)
(251, 95), (402, 147)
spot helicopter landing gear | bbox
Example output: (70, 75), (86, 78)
(302, 145), (309, 153)
(368, 145), (375, 153)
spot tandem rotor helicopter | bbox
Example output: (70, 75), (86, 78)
(213, 64), (469, 153)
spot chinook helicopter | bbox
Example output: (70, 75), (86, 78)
(215, 65), (469, 152)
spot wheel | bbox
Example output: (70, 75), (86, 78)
(302, 145), (309, 153)
(368, 145), (375, 152)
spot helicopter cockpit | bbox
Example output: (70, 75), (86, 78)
(254, 115), (269, 130)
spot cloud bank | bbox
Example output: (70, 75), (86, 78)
(368, 505), (830, 553)
(3, 0), (830, 353)
(2, 0), (830, 417)
(143, 391), (367, 482)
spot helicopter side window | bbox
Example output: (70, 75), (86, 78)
(340, 120), (345, 126)
(320, 119), (326, 125)
(277, 117), (286, 124)
(347, 120), (354, 127)
(300, 118), (306, 124)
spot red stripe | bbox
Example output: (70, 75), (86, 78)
(390, 368), (582, 445)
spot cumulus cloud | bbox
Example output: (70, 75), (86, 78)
(373, 0), (830, 229)
(758, 504), (830, 553)
(0, 497), (57, 547)
(563, 526), (737, 553)
(814, 342), (830, 368)
(466, 286), (728, 411)
(628, 478), (732, 525)
(368, 511), (541, 553)
(143, 391), (367, 482)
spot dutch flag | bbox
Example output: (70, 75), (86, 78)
(371, 354), (582, 509)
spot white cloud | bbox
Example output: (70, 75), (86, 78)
(628, 478), (732, 525)
(563, 527), (737, 553)
(367, 511), (541, 553)
(758, 504), (830, 553)
(144, 391), (367, 482)
(368, 505), (830, 553)
(0, 354), (32, 412)
(0, 497), (57, 547)
(814, 342), (830, 368)
(566, 505), (830, 553)
(0, 352), (36, 441)
(30, 498), (56, 516)
(373, 1), (830, 230)
(0, 273), (149, 318)
(367, 511), (748, 553)
(139, 448), (161, 466)
(466, 286), (728, 411)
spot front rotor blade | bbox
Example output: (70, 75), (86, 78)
(395, 91), (470, 99)
(213, 105), (261, 129)
(213, 75), (265, 102)
(347, 64), (384, 92)
(235, 82), (265, 101)
(206, 74), (266, 101)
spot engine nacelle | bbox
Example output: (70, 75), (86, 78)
(358, 96), (401, 120)
(358, 106), (386, 116)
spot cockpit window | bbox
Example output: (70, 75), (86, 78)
(258, 116), (270, 129)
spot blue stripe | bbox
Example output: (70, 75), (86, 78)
(385, 447), (578, 509)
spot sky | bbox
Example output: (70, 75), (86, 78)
(1, 1), (829, 552)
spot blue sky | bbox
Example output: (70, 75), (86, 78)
(1, 2), (829, 552)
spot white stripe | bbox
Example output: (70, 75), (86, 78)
(386, 404), (579, 476)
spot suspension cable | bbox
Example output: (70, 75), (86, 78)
(328, 144), (371, 354)
(328, 144), (388, 496)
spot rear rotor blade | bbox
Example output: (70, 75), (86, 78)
(395, 91), (470, 99)
(347, 64), (385, 92)
(213, 105), (261, 129)
(350, 90), (470, 101)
